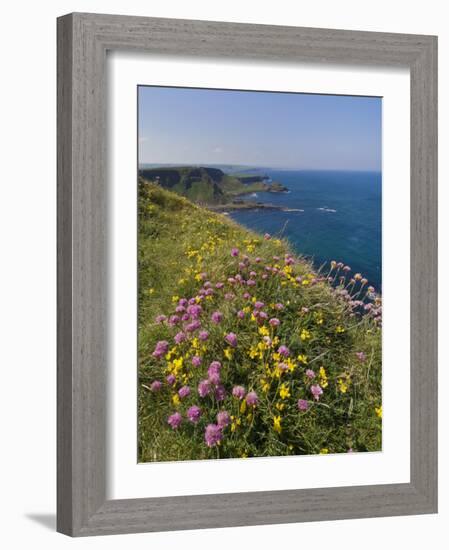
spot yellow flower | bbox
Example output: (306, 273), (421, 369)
(319, 366), (328, 388)
(319, 448), (329, 454)
(275, 402), (285, 411)
(261, 379), (270, 393)
(224, 347), (233, 360)
(335, 325), (345, 333)
(171, 295), (179, 303)
(297, 354), (308, 364)
(338, 379), (348, 393)
(375, 406), (382, 418)
(194, 273), (203, 282)
(273, 415), (282, 433)
(258, 325), (270, 337)
(279, 383), (291, 400)
(149, 288), (155, 295)
(172, 394), (180, 407)
(300, 328), (311, 341)
(240, 400), (247, 414)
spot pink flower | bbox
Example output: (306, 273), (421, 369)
(297, 399), (309, 411)
(305, 369), (315, 379)
(198, 379), (212, 398)
(208, 363), (221, 385)
(243, 292), (251, 300)
(246, 391), (259, 407)
(185, 320), (201, 333)
(311, 384), (323, 401)
(211, 311), (223, 324)
(225, 332), (238, 347)
(278, 345), (290, 357)
(264, 233), (271, 240)
(150, 380), (162, 392)
(356, 351), (367, 362)
(237, 310), (245, 319)
(187, 304), (202, 319)
(214, 384), (226, 401)
(187, 405), (202, 424)
(215, 282), (224, 289)
(167, 412), (182, 430)
(275, 303), (284, 310)
(174, 331), (186, 344)
(166, 374), (176, 385)
(191, 355), (202, 367)
(269, 318), (280, 327)
(231, 248), (239, 257)
(152, 340), (169, 359)
(178, 298), (188, 307)
(204, 424), (223, 447)
(181, 313), (190, 322)
(178, 385), (191, 399)
(232, 385), (246, 400)
(155, 314), (167, 324)
(198, 330), (209, 341)
(216, 410), (231, 427)
(254, 301), (265, 309)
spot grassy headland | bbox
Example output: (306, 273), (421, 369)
(139, 166), (288, 206)
(138, 181), (382, 462)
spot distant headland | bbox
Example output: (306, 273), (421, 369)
(138, 165), (288, 210)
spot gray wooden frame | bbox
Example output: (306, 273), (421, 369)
(57, 12), (438, 537)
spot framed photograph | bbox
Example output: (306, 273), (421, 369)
(57, 13), (437, 536)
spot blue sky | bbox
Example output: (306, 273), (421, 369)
(138, 86), (381, 171)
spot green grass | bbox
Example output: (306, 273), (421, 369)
(138, 181), (382, 462)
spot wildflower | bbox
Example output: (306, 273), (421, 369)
(204, 424), (223, 447)
(320, 448), (329, 454)
(269, 318), (280, 327)
(258, 325), (269, 337)
(237, 310), (245, 319)
(356, 351), (367, 362)
(224, 347), (233, 360)
(279, 383), (291, 399)
(246, 391), (259, 407)
(375, 406), (382, 418)
(198, 379), (212, 398)
(254, 301), (265, 310)
(181, 313), (190, 322)
(300, 329), (311, 341)
(174, 331), (186, 344)
(278, 345), (290, 357)
(273, 415), (282, 433)
(335, 325), (345, 334)
(243, 292), (251, 300)
(231, 247), (239, 257)
(150, 380), (162, 392)
(215, 282), (224, 289)
(178, 385), (191, 399)
(338, 378), (348, 393)
(155, 314), (167, 324)
(274, 303), (284, 310)
(152, 340), (169, 359)
(232, 385), (246, 400)
(264, 233), (271, 240)
(225, 332), (238, 347)
(191, 355), (202, 367)
(185, 320), (201, 333)
(319, 367), (328, 388)
(297, 399), (309, 411)
(214, 384), (226, 401)
(305, 369), (316, 379)
(211, 311), (223, 324)
(172, 394), (181, 406)
(224, 292), (235, 301)
(175, 305), (186, 313)
(187, 304), (202, 319)
(311, 384), (323, 401)
(246, 279), (256, 287)
(198, 330), (209, 341)
(217, 410), (231, 427)
(187, 405), (201, 424)
(208, 365), (221, 385)
(167, 412), (182, 430)
(166, 374), (176, 385)
(297, 354), (308, 364)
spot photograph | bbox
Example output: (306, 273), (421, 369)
(137, 85), (382, 462)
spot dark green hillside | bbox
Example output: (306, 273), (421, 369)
(139, 166), (289, 205)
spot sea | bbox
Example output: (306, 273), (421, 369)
(229, 170), (382, 292)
